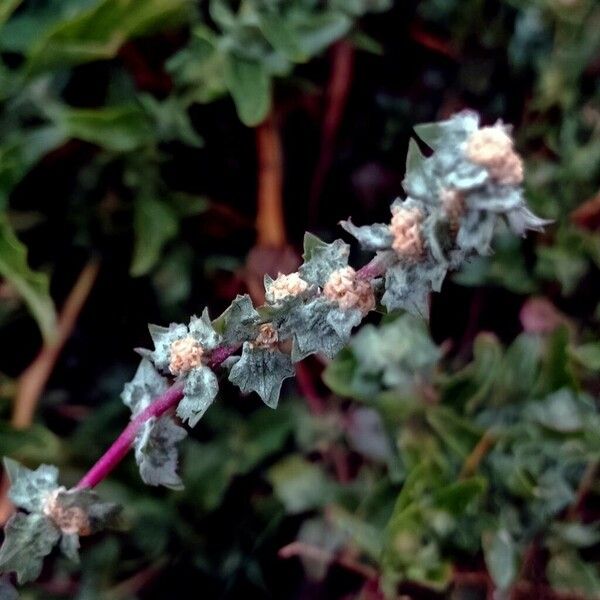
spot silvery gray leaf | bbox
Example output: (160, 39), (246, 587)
(188, 308), (222, 350)
(178, 366), (219, 427)
(350, 314), (440, 390)
(228, 343), (294, 409)
(506, 205), (552, 236)
(339, 219), (393, 251)
(414, 110), (479, 151)
(466, 184), (523, 213)
(326, 305), (363, 339)
(0, 513), (60, 584)
(121, 359), (169, 415)
(60, 533), (80, 563)
(213, 294), (261, 344)
(135, 415), (187, 490)
(382, 261), (447, 317)
(456, 211), (497, 255)
(4, 458), (59, 513)
(403, 138), (436, 200)
(444, 159), (489, 190)
(281, 297), (350, 361)
(299, 233), (350, 286)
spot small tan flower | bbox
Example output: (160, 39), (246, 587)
(250, 323), (279, 349)
(323, 266), (375, 315)
(169, 336), (204, 376)
(266, 272), (309, 303)
(440, 189), (465, 233)
(465, 125), (524, 185)
(389, 206), (424, 260)
(43, 488), (92, 536)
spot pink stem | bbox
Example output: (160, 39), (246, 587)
(208, 344), (239, 368)
(76, 383), (184, 489)
(76, 345), (239, 490)
(356, 253), (394, 280)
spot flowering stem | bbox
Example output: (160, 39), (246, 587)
(76, 384), (184, 489)
(356, 252), (395, 280)
(76, 344), (241, 490)
(208, 344), (239, 368)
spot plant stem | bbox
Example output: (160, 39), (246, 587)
(208, 344), (240, 368)
(74, 254), (390, 492)
(356, 252), (395, 280)
(309, 40), (355, 224)
(255, 112), (286, 248)
(76, 383), (184, 489)
(76, 344), (240, 490)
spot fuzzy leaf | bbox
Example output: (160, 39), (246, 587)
(135, 415), (187, 489)
(340, 218), (393, 251)
(414, 110), (479, 151)
(188, 309), (222, 350)
(59, 533), (80, 563)
(483, 528), (519, 591)
(570, 343), (600, 371)
(0, 216), (57, 342)
(213, 294), (261, 344)
(506, 205), (552, 236)
(53, 105), (153, 152)
(124, 358), (186, 490)
(24, 0), (191, 75)
(224, 55), (271, 127)
(299, 233), (350, 286)
(178, 366), (219, 427)
(121, 358), (169, 415)
(350, 314), (440, 390)
(382, 261), (447, 317)
(403, 138), (433, 200)
(0, 513), (60, 584)
(4, 458), (59, 513)
(282, 297), (361, 361)
(456, 210), (497, 256)
(228, 343), (294, 409)
(131, 193), (179, 277)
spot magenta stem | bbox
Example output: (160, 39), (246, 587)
(76, 383), (184, 489)
(76, 344), (240, 489)
(357, 253), (393, 280)
(208, 344), (239, 368)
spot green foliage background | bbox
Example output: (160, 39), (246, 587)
(0, 0), (599, 598)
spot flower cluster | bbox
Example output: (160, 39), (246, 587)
(119, 112), (549, 489)
(0, 111), (549, 588)
(0, 459), (119, 584)
(341, 110), (549, 315)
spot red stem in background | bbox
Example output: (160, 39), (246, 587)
(309, 40), (355, 225)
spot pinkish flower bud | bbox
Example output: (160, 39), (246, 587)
(169, 336), (204, 376)
(465, 126), (524, 185)
(440, 189), (465, 233)
(389, 206), (424, 260)
(323, 266), (375, 315)
(266, 272), (309, 303)
(43, 488), (92, 536)
(250, 323), (279, 349)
